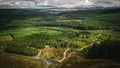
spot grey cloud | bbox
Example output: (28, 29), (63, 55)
(93, 0), (120, 7)
(35, 0), (120, 7)
(0, 0), (120, 8)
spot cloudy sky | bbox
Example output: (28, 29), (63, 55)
(0, 0), (120, 8)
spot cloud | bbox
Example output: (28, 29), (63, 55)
(15, 1), (35, 7)
(0, 0), (120, 8)
(93, 0), (120, 7)
(36, 0), (93, 7)
(0, 0), (35, 8)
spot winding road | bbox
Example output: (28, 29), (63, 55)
(58, 48), (71, 62)
(78, 34), (102, 51)
(34, 48), (71, 68)
(35, 49), (41, 58)
(34, 44), (95, 68)
(34, 34), (101, 68)
(78, 43), (93, 51)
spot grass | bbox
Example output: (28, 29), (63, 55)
(0, 27), (120, 56)
(57, 59), (120, 68)
(0, 53), (45, 68)
(0, 35), (13, 53)
(0, 35), (13, 43)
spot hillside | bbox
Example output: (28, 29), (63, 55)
(0, 8), (120, 30)
(0, 8), (120, 68)
(0, 53), (45, 68)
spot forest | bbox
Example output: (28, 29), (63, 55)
(0, 8), (120, 68)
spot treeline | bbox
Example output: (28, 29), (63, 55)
(87, 39), (120, 62)
(5, 46), (38, 56)
(3, 29), (92, 56)
(4, 18), (119, 30)
(0, 9), (120, 30)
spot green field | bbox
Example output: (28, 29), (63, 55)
(0, 8), (120, 68)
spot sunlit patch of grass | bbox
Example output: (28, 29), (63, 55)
(0, 27), (120, 56)
(56, 19), (83, 22)
(0, 35), (13, 43)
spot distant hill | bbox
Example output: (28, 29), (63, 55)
(0, 8), (120, 30)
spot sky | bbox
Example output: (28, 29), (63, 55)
(0, 0), (120, 8)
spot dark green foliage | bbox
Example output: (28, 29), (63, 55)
(29, 39), (45, 49)
(5, 45), (38, 56)
(0, 8), (120, 30)
(0, 8), (120, 61)
(0, 27), (101, 56)
(57, 59), (120, 68)
(87, 39), (120, 62)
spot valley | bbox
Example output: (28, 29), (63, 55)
(0, 8), (120, 68)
